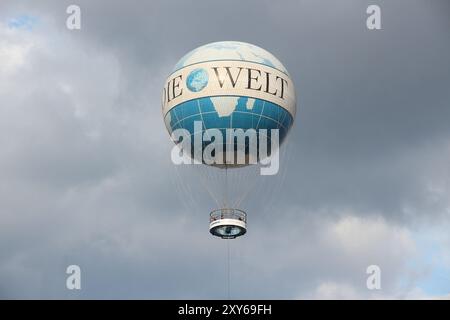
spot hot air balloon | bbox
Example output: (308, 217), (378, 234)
(162, 41), (296, 239)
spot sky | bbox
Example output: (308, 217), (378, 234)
(0, 0), (449, 299)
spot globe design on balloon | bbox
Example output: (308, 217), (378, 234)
(186, 68), (209, 92)
(162, 41), (296, 166)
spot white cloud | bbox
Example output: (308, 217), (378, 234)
(290, 212), (418, 299)
(308, 282), (450, 300)
(311, 282), (360, 300)
(326, 214), (415, 257)
(0, 25), (36, 75)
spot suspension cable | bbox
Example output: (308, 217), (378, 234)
(227, 240), (231, 299)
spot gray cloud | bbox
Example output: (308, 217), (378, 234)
(0, 0), (449, 298)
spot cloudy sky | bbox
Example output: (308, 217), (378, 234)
(0, 0), (449, 299)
